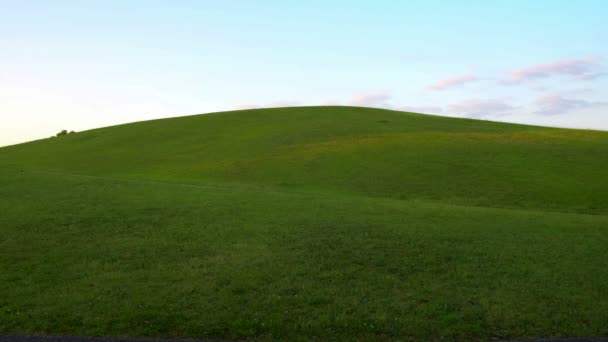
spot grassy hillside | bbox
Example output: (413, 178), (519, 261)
(1, 106), (608, 340)
(2, 106), (607, 214)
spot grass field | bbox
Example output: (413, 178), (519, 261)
(1, 106), (607, 340)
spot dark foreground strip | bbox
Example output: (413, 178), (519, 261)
(506, 339), (608, 342)
(0, 336), (224, 342)
(1, 336), (607, 342)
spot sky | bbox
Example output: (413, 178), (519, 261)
(1, 0), (607, 147)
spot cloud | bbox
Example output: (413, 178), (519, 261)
(534, 95), (607, 115)
(561, 87), (593, 95)
(398, 105), (443, 114)
(531, 86), (593, 95)
(531, 86), (548, 92)
(575, 72), (606, 80)
(350, 92), (391, 107)
(448, 98), (516, 117)
(505, 57), (602, 83)
(427, 74), (478, 90)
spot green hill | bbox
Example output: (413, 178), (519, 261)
(3, 106), (607, 214)
(1, 106), (607, 340)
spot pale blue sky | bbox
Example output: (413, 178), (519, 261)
(1, 0), (606, 146)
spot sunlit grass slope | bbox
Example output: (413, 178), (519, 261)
(1, 106), (607, 214)
(1, 106), (608, 340)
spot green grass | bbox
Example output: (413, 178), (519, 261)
(1, 106), (607, 340)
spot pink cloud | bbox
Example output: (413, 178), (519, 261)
(575, 72), (606, 80)
(350, 92), (391, 107)
(505, 57), (601, 83)
(562, 87), (593, 95)
(427, 74), (478, 90)
(534, 95), (607, 115)
(531, 86), (548, 92)
(448, 98), (515, 117)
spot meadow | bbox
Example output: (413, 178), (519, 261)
(1, 106), (607, 340)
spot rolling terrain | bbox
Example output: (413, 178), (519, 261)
(1, 106), (607, 340)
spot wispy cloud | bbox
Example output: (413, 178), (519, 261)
(534, 95), (607, 115)
(504, 57), (602, 83)
(561, 87), (593, 95)
(531, 86), (548, 92)
(350, 92), (391, 107)
(427, 74), (478, 90)
(448, 98), (516, 117)
(398, 105), (443, 114)
(575, 72), (607, 80)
